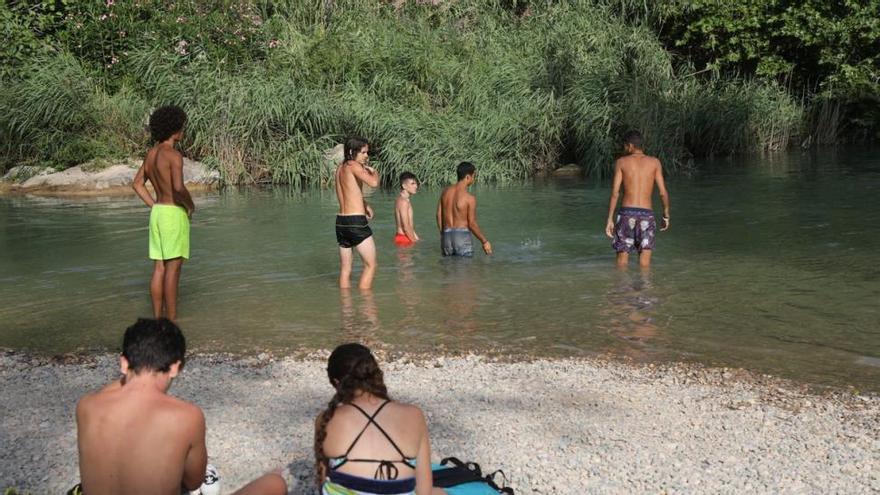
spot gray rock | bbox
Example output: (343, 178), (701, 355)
(10, 158), (219, 191)
(553, 163), (584, 177)
(2, 165), (55, 183)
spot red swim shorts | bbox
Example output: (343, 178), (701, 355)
(394, 233), (414, 247)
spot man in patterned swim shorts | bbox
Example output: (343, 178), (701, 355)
(604, 130), (671, 268)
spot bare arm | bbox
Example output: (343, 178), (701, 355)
(132, 159), (155, 207)
(350, 163), (380, 188)
(414, 409), (433, 495)
(605, 161), (623, 238)
(181, 408), (208, 491)
(655, 161), (670, 230)
(170, 153), (195, 216)
(466, 196), (492, 254)
(436, 198), (443, 232)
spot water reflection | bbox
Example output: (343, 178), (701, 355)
(600, 268), (661, 359)
(339, 289), (380, 347)
(440, 259), (479, 344)
(395, 248), (421, 331)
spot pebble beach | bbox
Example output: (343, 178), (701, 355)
(1, 352), (878, 494)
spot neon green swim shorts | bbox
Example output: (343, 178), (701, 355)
(149, 204), (190, 260)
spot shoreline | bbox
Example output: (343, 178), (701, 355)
(0, 182), (218, 197)
(2, 351), (877, 493)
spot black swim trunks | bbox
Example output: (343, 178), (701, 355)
(336, 215), (373, 248)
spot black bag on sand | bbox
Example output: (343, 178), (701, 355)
(432, 457), (515, 494)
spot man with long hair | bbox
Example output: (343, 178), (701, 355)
(335, 137), (381, 289)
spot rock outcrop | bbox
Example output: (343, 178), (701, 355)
(2, 158), (220, 194)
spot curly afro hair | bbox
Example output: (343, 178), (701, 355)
(149, 105), (187, 143)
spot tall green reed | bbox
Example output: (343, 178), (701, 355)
(1, 0), (803, 183)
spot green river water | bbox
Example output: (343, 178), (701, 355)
(1, 149), (878, 391)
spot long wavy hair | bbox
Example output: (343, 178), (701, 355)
(314, 343), (390, 485)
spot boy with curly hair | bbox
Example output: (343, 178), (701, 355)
(133, 105), (195, 321)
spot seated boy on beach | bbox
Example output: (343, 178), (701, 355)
(437, 162), (491, 256)
(604, 130), (670, 268)
(132, 105), (195, 321)
(394, 172), (420, 247)
(73, 318), (286, 495)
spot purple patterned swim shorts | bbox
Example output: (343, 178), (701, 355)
(612, 207), (656, 253)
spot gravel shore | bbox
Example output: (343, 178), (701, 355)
(1, 352), (878, 494)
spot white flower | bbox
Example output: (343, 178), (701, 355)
(625, 238), (634, 246)
(627, 218), (636, 229)
(174, 40), (189, 55)
(640, 220), (649, 231)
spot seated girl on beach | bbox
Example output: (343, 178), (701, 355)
(314, 343), (445, 495)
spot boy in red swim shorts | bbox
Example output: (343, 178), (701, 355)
(394, 172), (419, 247)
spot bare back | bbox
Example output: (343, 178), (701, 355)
(76, 382), (206, 495)
(143, 145), (180, 205)
(439, 184), (472, 229)
(336, 161), (367, 215)
(616, 153), (663, 209)
(321, 397), (427, 480)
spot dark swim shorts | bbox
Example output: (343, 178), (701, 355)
(441, 228), (474, 257)
(336, 215), (372, 248)
(612, 207), (656, 253)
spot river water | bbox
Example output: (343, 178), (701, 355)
(1, 149), (878, 391)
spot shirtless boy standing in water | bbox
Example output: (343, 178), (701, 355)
(132, 105), (195, 321)
(335, 137), (380, 289)
(74, 318), (286, 495)
(394, 172), (420, 247)
(605, 130), (670, 268)
(437, 162), (492, 256)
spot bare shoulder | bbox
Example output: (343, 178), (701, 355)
(159, 394), (204, 425)
(391, 401), (426, 424)
(155, 148), (182, 172)
(75, 390), (99, 417)
(77, 378), (122, 410)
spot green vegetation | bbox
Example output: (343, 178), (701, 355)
(0, 1), (842, 184)
(653, 0), (880, 144)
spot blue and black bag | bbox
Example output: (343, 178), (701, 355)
(432, 457), (514, 494)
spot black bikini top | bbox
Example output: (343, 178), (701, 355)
(328, 400), (417, 480)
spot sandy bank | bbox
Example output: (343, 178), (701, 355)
(1, 353), (877, 494)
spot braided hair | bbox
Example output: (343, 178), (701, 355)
(314, 343), (390, 486)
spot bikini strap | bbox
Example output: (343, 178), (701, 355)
(342, 400), (390, 456)
(343, 400), (410, 461)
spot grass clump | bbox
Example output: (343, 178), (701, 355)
(0, 0), (804, 183)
